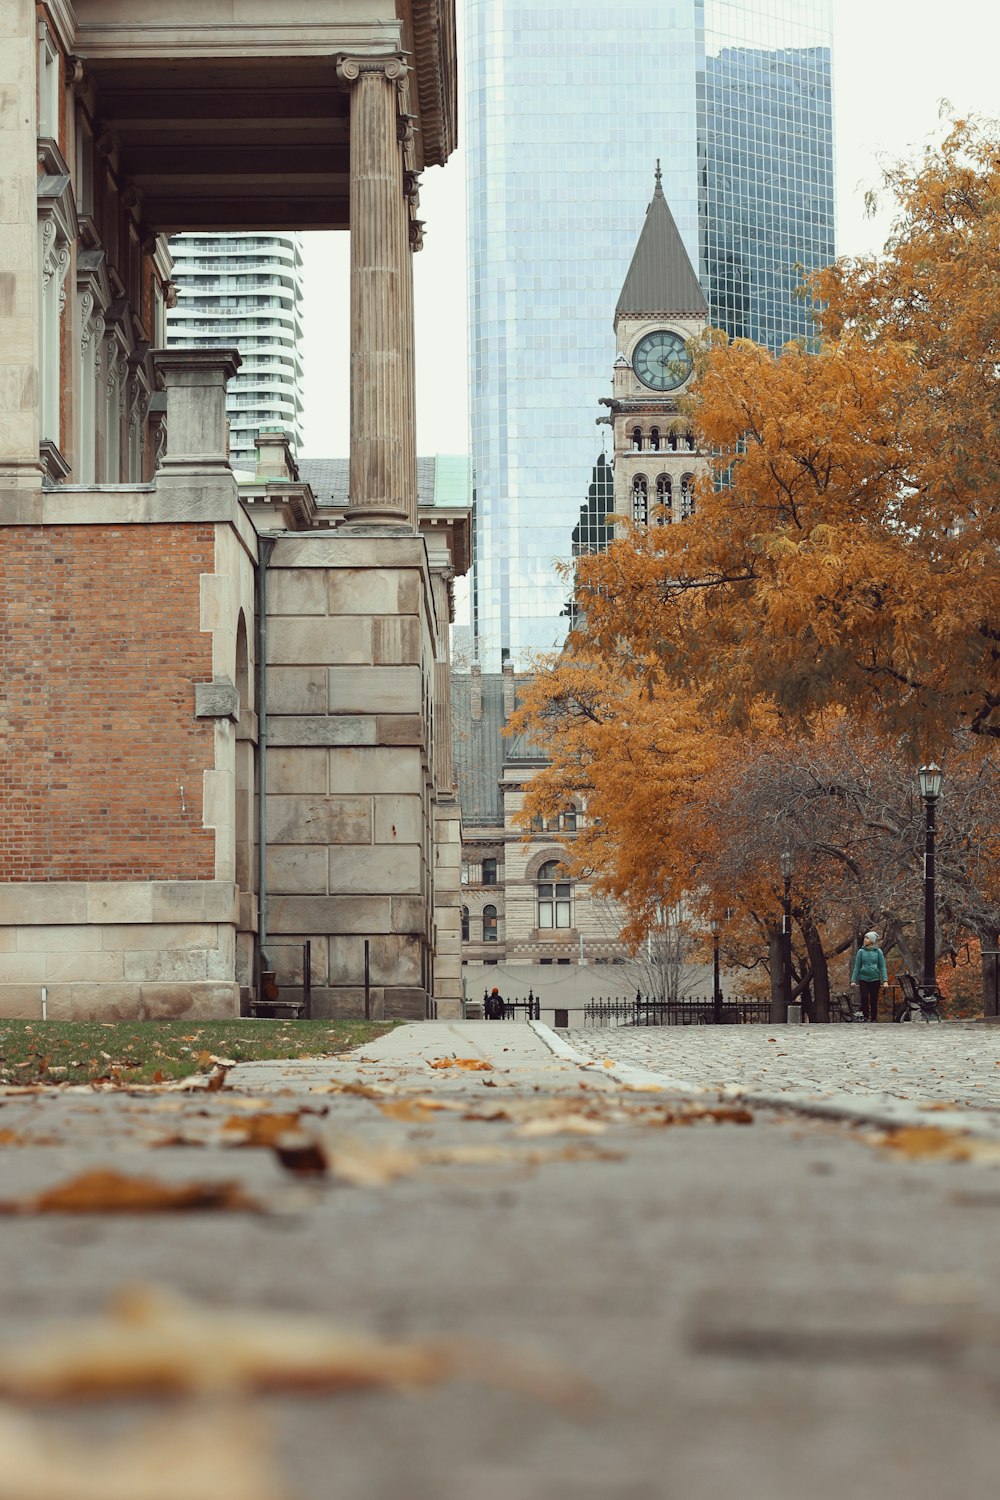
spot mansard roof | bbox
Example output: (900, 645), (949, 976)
(615, 167), (708, 325)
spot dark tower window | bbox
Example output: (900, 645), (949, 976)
(482, 857), (497, 885)
(482, 905), (498, 942)
(631, 426), (643, 452)
(655, 474), (673, 523)
(632, 474), (648, 524)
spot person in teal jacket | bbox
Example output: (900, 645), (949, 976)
(851, 930), (888, 1021)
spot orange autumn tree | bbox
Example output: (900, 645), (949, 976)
(572, 117), (1000, 747)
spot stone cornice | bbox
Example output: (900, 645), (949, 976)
(398, 0), (457, 169)
(40, 1), (78, 56)
(73, 20), (400, 59)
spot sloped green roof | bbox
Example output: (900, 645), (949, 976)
(616, 171), (708, 322)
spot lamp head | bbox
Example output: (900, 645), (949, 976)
(780, 851), (792, 880)
(710, 917), (719, 935)
(918, 762), (943, 800)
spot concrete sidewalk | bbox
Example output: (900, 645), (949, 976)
(0, 1020), (998, 1499)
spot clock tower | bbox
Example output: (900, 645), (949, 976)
(601, 165), (708, 530)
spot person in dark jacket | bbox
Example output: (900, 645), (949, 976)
(851, 930), (888, 1022)
(485, 986), (504, 1020)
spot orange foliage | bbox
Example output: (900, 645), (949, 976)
(571, 118), (1000, 748)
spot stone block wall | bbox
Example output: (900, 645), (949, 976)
(264, 532), (437, 1019)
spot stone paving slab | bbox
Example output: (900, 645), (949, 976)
(0, 1024), (999, 1497)
(563, 1020), (1000, 1108)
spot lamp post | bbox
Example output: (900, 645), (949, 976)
(918, 763), (942, 996)
(710, 917), (722, 1024)
(781, 851), (793, 1023)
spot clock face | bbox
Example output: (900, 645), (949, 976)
(632, 330), (692, 392)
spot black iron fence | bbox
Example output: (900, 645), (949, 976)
(584, 994), (771, 1027)
(482, 990), (541, 1021)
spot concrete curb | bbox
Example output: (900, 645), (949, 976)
(529, 1020), (1000, 1140)
(529, 1020), (707, 1096)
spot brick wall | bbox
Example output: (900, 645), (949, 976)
(0, 525), (216, 881)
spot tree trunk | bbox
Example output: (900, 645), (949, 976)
(768, 925), (785, 1024)
(800, 914), (830, 1023)
(981, 931), (1000, 1018)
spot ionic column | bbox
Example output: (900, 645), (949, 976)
(338, 56), (417, 529)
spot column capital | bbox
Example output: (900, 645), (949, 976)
(336, 54), (408, 88)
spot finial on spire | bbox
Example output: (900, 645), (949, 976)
(654, 159), (662, 191)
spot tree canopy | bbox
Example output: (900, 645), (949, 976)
(508, 120), (1000, 1010)
(572, 118), (1000, 747)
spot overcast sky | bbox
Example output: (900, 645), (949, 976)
(300, 0), (998, 461)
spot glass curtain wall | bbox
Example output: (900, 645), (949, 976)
(466, 0), (834, 669)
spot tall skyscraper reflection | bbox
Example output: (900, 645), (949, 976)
(466, 0), (835, 668)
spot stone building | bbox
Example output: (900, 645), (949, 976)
(451, 174), (713, 1017)
(0, 1), (464, 1023)
(452, 668), (632, 1013)
(599, 166), (709, 533)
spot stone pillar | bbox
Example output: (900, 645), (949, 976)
(153, 348), (241, 478)
(0, 0), (42, 498)
(338, 56), (416, 529)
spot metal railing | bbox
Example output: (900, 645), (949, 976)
(584, 994), (770, 1027)
(482, 990), (541, 1021)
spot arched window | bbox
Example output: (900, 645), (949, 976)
(482, 905), (498, 942)
(461, 906), (470, 942)
(531, 814), (544, 832)
(482, 856), (497, 885)
(655, 474), (673, 524)
(681, 475), (695, 518)
(632, 474), (648, 524)
(649, 426), (660, 452)
(685, 431), (696, 452)
(668, 431), (679, 452)
(537, 862), (572, 930)
(546, 815), (560, 832)
(631, 426), (643, 452)
(562, 806), (578, 833)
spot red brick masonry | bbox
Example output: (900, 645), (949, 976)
(0, 525), (216, 882)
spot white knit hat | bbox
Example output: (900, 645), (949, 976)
(864, 930), (879, 942)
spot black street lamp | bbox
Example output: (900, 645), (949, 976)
(918, 763), (943, 996)
(710, 917), (722, 1024)
(781, 850), (793, 1023)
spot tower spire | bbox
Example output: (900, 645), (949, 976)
(615, 174), (707, 324)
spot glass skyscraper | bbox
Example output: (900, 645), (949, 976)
(466, 0), (835, 667)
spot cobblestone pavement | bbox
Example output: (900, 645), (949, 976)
(564, 1022), (1000, 1110)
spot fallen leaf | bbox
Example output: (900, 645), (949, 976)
(308, 1081), (389, 1098)
(379, 1099), (445, 1123)
(221, 1113), (304, 1147)
(877, 1127), (1000, 1164)
(428, 1057), (494, 1072)
(0, 1403), (287, 1500)
(271, 1136), (329, 1177)
(0, 1169), (262, 1215)
(0, 1286), (597, 1415)
(515, 1114), (608, 1138)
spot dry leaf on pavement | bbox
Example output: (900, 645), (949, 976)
(428, 1058), (493, 1072)
(0, 1403), (286, 1500)
(0, 1168), (262, 1215)
(515, 1114), (608, 1138)
(876, 1126), (1000, 1164)
(0, 1285), (597, 1415)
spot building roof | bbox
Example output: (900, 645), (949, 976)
(298, 455), (469, 510)
(615, 166), (708, 324)
(451, 671), (548, 828)
(451, 673), (506, 826)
